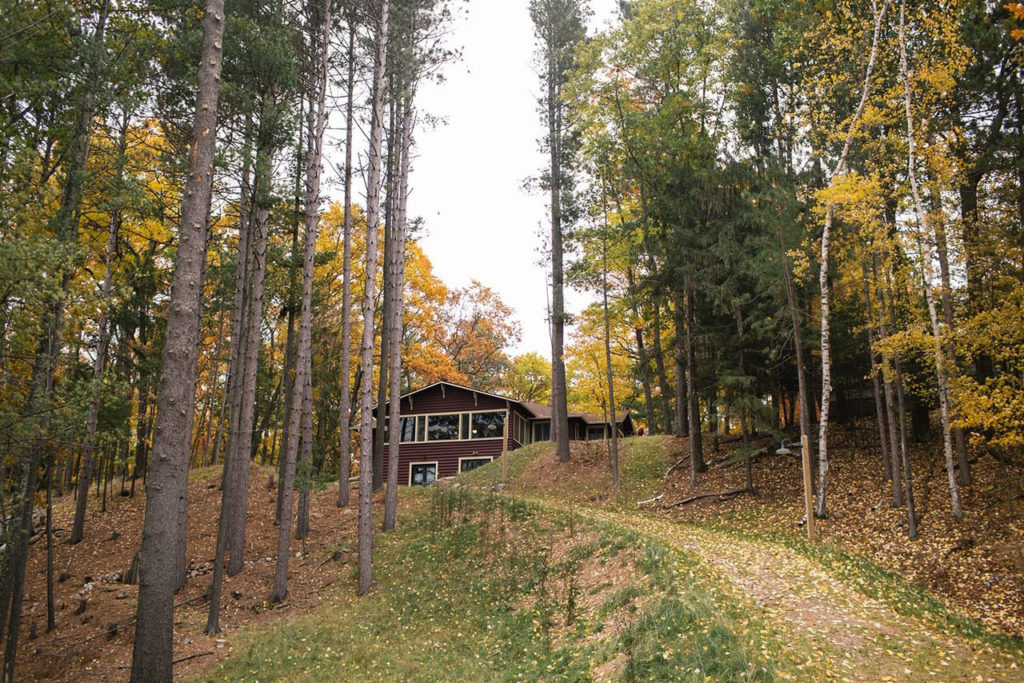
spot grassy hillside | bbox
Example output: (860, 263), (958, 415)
(202, 436), (1023, 681)
(205, 488), (792, 681)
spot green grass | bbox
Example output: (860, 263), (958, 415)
(203, 487), (784, 682)
(453, 440), (552, 488)
(453, 436), (675, 508)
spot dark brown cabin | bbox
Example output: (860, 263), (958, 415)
(374, 381), (634, 485)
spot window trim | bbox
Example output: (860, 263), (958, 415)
(408, 461), (439, 486)
(383, 409), (507, 445)
(457, 456), (493, 473)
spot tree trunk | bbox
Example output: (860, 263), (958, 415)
(779, 219), (813, 466)
(651, 293), (673, 433)
(546, 27), (570, 464)
(270, 0), (330, 596)
(815, 0), (889, 520)
(225, 143), (272, 574)
(601, 188), (620, 490)
(357, 0), (390, 596)
(70, 129), (122, 542)
(296, 374), (313, 541)
(883, 268), (917, 537)
(384, 93), (413, 532)
(337, 19), (357, 508)
(874, 256), (903, 506)
(131, 3), (224, 679)
(684, 282), (705, 483)
(930, 194), (970, 485)
(276, 236), (299, 524)
(898, 0), (962, 520)
(45, 461), (55, 634)
(862, 263), (891, 482)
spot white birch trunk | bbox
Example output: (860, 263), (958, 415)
(816, 0), (890, 518)
(897, 0), (962, 520)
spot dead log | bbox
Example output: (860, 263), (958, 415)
(663, 488), (753, 508)
(636, 493), (664, 507)
(663, 452), (690, 479)
(712, 447), (771, 469)
(173, 652), (214, 665)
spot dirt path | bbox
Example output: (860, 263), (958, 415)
(550, 504), (1022, 681)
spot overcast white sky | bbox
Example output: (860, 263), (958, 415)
(405, 0), (621, 357)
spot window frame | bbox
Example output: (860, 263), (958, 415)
(458, 456), (493, 473)
(382, 409), (508, 444)
(408, 461), (439, 486)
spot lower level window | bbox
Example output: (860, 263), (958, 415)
(410, 463), (437, 486)
(459, 457), (491, 473)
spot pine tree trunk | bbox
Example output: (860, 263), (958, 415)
(130, 3), (224, 678)
(601, 193), (619, 489)
(337, 19), (357, 508)
(358, 0), (390, 596)
(627, 268), (656, 433)
(547, 28), (570, 464)
(45, 461), (55, 633)
(684, 283), (705, 482)
(384, 91), (413, 532)
(296, 375), (313, 540)
(271, 0), (330, 596)
(651, 294), (673, 433)
(70, 129), (122, 543)
(226, 164), (271, 574)
(276, 240), (298, 524)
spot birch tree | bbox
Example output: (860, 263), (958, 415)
(897, 0), (962, 519)
(814, 0), (889, 518)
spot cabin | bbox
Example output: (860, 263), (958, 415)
(375, 381), (634, 485)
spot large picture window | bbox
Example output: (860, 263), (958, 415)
(471, 411), (505, 439)
(427, 414), (460, 441)
(385, 410), (514, 444)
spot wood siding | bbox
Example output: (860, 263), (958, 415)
(401, 384), (508, 414)
(390, 438), (505, 485)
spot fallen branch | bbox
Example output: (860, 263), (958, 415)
(173, 651), (215, 665)
(636, 493), (664, 507)
(663, 488), (753, 508)
(713, 447), (770, 470)
(663, 452), (690, 479)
